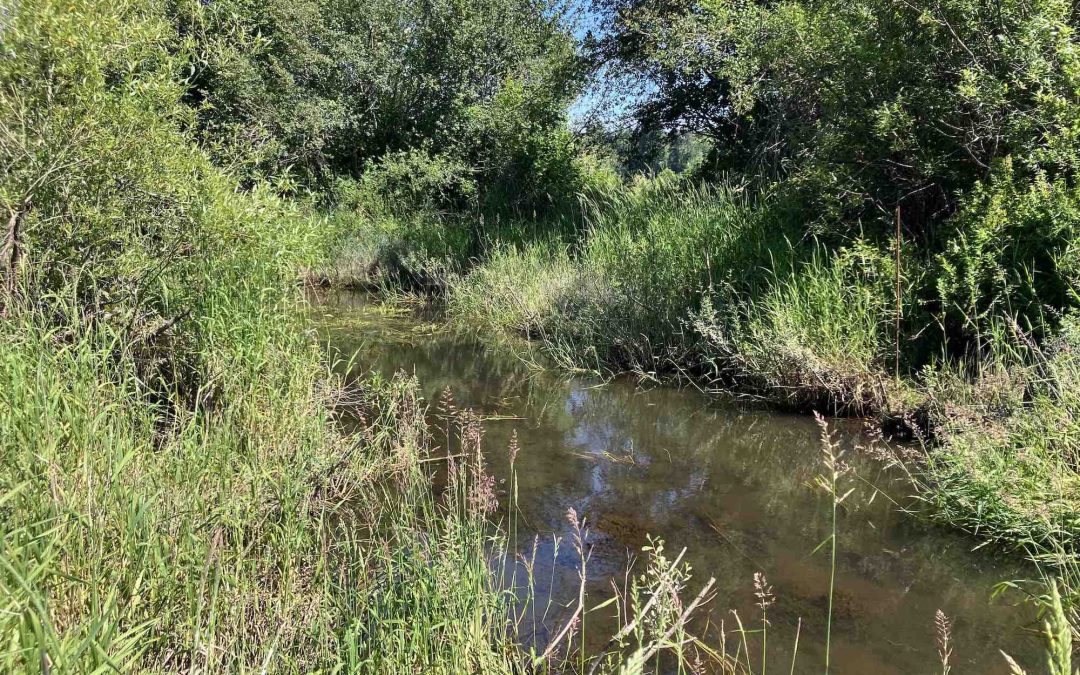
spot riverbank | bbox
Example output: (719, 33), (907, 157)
(315, 179), (1080, 576)
(0, 2), (524, 669)
(0, 299), (522, 671)
(8, 0), (1080, 670)
(313, 287), (1054, 672)
(0, 2), (876, 671)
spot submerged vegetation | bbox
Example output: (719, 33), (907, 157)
(3, 0), (1080, 670)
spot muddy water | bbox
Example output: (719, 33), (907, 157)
(312, 290), (1041, 674)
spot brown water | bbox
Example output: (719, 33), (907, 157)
(312, 289), (1042, 674)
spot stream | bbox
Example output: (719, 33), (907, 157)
(312, 289), (1041, 674)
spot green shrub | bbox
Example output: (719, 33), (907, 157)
(175, 0), (584, 193)
(0, 0), (330, 388)
(938, 161), (1080, 346)
(595, 0), (1080, 245)
(465, 77), (585, 219)
(355, 150), (480, 217)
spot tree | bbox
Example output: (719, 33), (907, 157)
(175, 0), (586, 195)
(592, 0), (1080, 243)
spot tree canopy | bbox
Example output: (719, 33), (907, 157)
(591, 0), (1080, 240)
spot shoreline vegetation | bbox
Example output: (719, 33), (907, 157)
(314, 174), (1080, 569)
(3, 0), (1080, 671)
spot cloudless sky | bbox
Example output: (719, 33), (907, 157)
(559, 0), (651, 131)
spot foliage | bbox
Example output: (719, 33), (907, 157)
(937, 161), (1080, 344)
(585, 0), (1080, 368)
(0, 0), (329, 407)
(175, 0), (585, 199)
(2, 0), (194, 313)
(451, 180), (826, 380)
(607, 129), (710, 178)
(695, 243), (893, 413)
(354, 150), (480, 217)
(11, 0), (1080, 667)
(0, 1), (539, 671)
(592, 0), (1080, 241)
(920, 315), (1080, 556)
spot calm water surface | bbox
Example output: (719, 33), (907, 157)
(311, 290), (1041, 674)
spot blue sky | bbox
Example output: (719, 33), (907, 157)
(559, 0), (650, 131)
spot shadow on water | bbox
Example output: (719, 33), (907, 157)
(309, 289), (1041, 674)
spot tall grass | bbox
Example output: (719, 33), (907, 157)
(447, 240), (581, 341)
(914, 316), (1080, 559)
(447, 179), (893, 414)
(451, 181), (767, 368)
(311, 207), (473, 293)
(0, 0), (520, 668)
(0, 280), (741, 672)
(708, 244), (893, 413)
(0, 298), (510, 671)
(331, 171), (1080, 630)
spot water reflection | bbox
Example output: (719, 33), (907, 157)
(311, 290), (1040, 674)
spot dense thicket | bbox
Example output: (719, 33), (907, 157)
(174, 0), (587, 215)
(0, 0), (540, 670)
(592, 0), (1080, 347)
(595, 0), (1080, 221)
